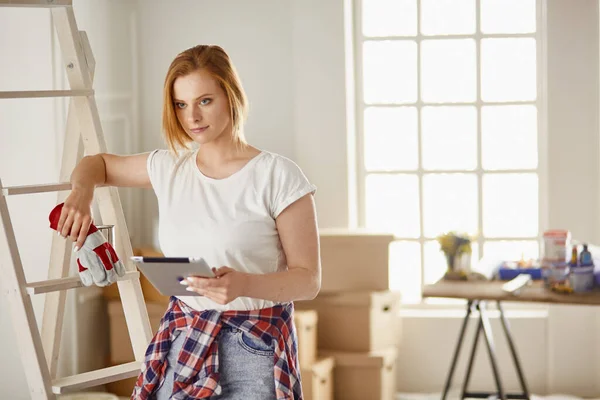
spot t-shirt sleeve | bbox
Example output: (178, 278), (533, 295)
(146, 149), (176, 196)
(270, 156), (317, 219)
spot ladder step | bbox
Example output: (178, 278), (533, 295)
(2, 182), (71, 196)
(0, 0), (71, 7)
(0, 89), (93, 99)
(27, 271), (139, 295)
(52, 361), (142, 394)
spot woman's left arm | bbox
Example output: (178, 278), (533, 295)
(185, 193), (321, 304)
(246, 192), (321, 302)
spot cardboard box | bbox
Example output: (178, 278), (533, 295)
(294, 309), (318, 367)
(320, 348), (397, 400)
(107, 300), (166, 364)
(296, 291), (401, 352)
(319, 230), (394, 293)
(301, 357), (334, 400)
(105, 375), (137, 397)
(103, 247), (170, 304)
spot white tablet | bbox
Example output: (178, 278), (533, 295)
(130, 256), (215, 297)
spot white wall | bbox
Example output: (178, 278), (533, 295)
(397, 0), (600, 396)
(0, 1), (138, 398)
(136, 0), (300, 246)
(545, 0), (600, 395)
(136, 0), (355, 245)
(72, 0), (143, 246)
(292, 0), (600, 396)
(2, 0), (600, 398)
(291, 0), (354, 229)
(0, 8), (58, 399)
(136, 0), (600, 395)
(70, 0), (141, 376)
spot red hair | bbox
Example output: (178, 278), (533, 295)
(162, 45), (248, 153)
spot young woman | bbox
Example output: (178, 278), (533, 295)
(56, 45), (320, 399)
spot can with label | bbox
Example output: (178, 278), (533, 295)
(542, 229), (570, 262)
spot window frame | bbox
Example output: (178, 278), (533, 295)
(351, 0), (549, 308)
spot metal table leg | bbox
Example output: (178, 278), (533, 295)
(444, 299), (531, 400)
(478, 301), (506, 400)
(497, 301), (531, 400)
(441, 300), (475, 400)
(460, 316), (482, 399)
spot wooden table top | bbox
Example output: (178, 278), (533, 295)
(422, 280), (600, 306)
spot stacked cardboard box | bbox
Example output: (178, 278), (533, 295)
(105, 300), (165, 396)
(295, 310), (335, 400)
(300, 356), (335, 400)
(296, 229), (401, 400)
(104, 247), (169, 396)
(102, 247), (170, 305)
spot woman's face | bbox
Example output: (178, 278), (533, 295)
(172, 69), (232, 146)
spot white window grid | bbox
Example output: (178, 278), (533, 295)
(351, 0), (549, 304)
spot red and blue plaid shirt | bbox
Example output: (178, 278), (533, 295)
(131, 297), (303, 399)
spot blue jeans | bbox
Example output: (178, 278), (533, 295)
(153, 326), (277, 400)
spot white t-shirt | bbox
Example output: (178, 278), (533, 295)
(146, 148), (317, 312)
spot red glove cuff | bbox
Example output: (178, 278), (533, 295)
(49, 203), (98, 235)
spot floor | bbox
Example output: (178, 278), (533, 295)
(104, 393), (597, 400)
(101, 392), (600, 400)
(397, 394), (599, 400)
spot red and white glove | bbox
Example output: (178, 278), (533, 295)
(49, 203), (125, 287)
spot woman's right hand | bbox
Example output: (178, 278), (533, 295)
(57, 187), (95, 251)
(55, 152), (151, 249)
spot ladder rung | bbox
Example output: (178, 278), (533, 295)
(27, 271), (140, 295)
(0, 89), (93, 99)
(2, 182), (71, 196)
(0, 0), (71, 7)
(52, 361), (142, 394)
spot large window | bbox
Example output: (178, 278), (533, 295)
(354, 0), (544, 303)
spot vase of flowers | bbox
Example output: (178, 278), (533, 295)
(437, 232), (472, 280)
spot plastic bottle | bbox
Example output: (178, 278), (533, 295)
(570, 245), (578, 267)
(580, 244), (593, 266)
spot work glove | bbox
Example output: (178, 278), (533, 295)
(49, 203), (125, 286)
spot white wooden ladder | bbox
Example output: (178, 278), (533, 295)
(0, 1), (152, 398)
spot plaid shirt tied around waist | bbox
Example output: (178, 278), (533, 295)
(131, 297), (303, 400)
